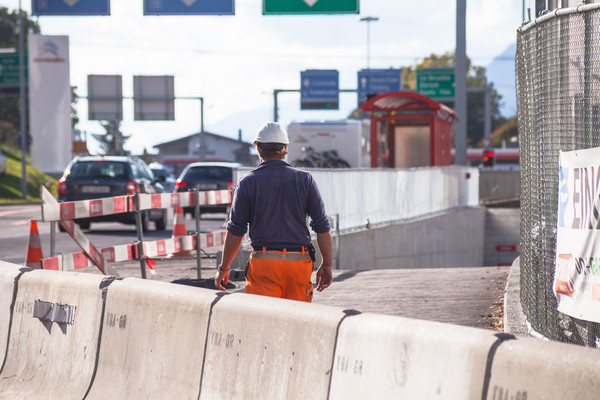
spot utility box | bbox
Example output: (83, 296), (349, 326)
(286, 120), (371, 168)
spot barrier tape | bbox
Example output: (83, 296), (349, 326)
(41, 190), (232, 222)
(40, 231), (228, 272)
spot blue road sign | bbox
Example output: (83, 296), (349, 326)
(32, 0), (110, 16)
(300, 69), (339, 110)
(144, 0), (234, 15)
(357, 69), (402, 106)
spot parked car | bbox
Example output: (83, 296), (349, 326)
(175, 161), (241, 216)
(57, 155), (168, 231)
(149, 162), (176, 192)
(0, 150), (6, 177)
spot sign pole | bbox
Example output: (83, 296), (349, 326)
(18, 0), (27, 198)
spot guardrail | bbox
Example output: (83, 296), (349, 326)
(38, 186), (232, 279)
(1, 261), (599, 399)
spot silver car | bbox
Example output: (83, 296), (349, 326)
(0, 151), (7, 178)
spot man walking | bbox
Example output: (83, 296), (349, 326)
(214, 122), (333, 302)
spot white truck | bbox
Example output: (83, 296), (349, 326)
(286, 119), (371, 168)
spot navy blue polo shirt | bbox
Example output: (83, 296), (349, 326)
(226, 160), (330, 248)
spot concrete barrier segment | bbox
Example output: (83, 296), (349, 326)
(328, 313), (502, 399)
(0, 262), (31, 373)
(199, 293), (347, 400)
(0, 269), (108, 400)
(83, 278), (217, 400)
(486, 335), (600, 399)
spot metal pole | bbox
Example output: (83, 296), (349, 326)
(134, 193), (147, 279)
(454, 0), (467, 165)
(274, 89), (279, 122)
(199, 97), (204, 132)
(360, 17), (379, 70)
(18, 0), (27, 198)
(484, 86), (491, 145)
(195, 188), (202, 279)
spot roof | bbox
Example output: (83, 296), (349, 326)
(359, 91), (458, 121)
(153, 131), (253, 149)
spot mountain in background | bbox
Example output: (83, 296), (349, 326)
(486, 43), (516, 117)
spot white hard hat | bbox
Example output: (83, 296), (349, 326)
(254, 122), (289, 144)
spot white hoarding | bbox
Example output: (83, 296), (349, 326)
(554, 146), (600, 322)
(28, 35), (71, 175)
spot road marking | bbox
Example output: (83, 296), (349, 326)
(0, 207), (40, 218)
(11, 220), (30, 226)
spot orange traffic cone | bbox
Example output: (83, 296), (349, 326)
(25, 218), (43, 269)
(171, 207), (193, 257)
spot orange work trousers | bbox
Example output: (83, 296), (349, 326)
(245, 250), (314, 302)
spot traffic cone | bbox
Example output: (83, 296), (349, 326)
(25, 218), (43, 269)
(171, 207), (193, 256)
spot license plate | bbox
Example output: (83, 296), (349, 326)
(196, 183), (218, 190)
(81, 186), (110, 194)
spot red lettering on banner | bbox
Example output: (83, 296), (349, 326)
(207, 233), (214, 247)
(42, 257), (60, 270)
(152, 194), (162, 209)
(61, 203), (75, 220)
(89, 199), (103, 217)
(114, 197), (127, 213)
(73, 253), (90, 269)
(555, 254), (575, 298)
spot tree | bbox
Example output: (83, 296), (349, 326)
(403, 51), (504, 147)
(0, 7), (40, 150)
(91, 120), (131, 155)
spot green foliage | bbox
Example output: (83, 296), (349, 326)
(0, 146), (57, 203)
(490, 116), (518, 147)
(91, 120), (131, 155)
(0, 7), (41, 153)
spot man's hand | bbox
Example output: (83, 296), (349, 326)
(315, 263), (332, 292)
(214, 266), (230, 291)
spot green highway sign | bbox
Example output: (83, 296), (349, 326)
(263, 0), (359, 14)
(416, 68), (455, 100)
(0, 52), (28, 87)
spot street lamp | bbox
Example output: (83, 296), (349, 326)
(359, 16), (379, 70)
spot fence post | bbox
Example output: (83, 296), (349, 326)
(134, 193), (147, 279)
(195, 188), (202, 279)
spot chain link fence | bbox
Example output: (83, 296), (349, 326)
(517, 4), (600, 347)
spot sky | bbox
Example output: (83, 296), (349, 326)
(4, 0), (532, 155)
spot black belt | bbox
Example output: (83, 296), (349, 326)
(254, 246), (306, 253)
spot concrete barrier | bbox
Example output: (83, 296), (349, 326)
(487, 336), (600, 399)
(329, 313), (501, 399)
(0, 261), (26, 371)
(0, 268), (109, 399)
(199, 292), (348, 399)
(84, 277), (217, 399)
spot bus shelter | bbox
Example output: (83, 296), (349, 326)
(359, 91), (457, 168)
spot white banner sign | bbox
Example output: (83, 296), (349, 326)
(28, 35), (72, 175)
(554, 147), (600, 322)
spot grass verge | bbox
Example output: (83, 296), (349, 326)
(0, 147), (58, 204)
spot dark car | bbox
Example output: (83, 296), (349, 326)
(175, 161), (240, 216)
(149, 162), (176, 192)
(57, 155), (168, 231)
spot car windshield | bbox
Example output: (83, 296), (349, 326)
(185, 166), (232, 181)
(70, 161), (127, 179)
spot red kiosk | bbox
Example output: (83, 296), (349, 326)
(359, 91), (457, 168)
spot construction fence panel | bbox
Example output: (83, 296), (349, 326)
(517, 4), (600, 346)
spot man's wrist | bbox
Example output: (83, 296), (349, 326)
(217, 265), (230, 274)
